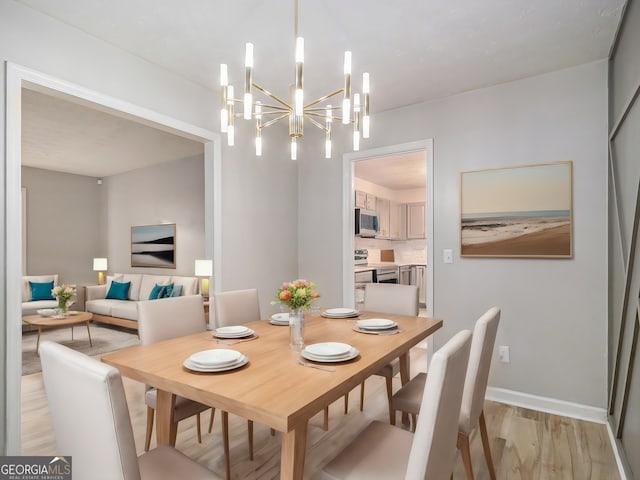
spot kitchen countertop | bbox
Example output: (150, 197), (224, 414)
(354, 262), (426, 273)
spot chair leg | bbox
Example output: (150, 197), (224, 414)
(270, 428), (276, 436)
(359, 381), (365, 411)
(222, 411), (230, 480)
(410, 413), (417, 433)
(248, 420), (254, 460)
(344, 392), (349, 414)
(479, 410), (497, 480)
(208, 408), (215, 433)
(323, 407), (329, 431)
(196, 412), (202, 443)
(144, 406), (154, 452)
(457, 432), (474, 480)
(385, 375), (394, 425)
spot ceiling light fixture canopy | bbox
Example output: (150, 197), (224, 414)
(220, 0), (370, 160)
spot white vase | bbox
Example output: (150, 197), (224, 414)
(289, 308), (305, 352)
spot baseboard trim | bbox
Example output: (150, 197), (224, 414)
(485, 387), (607, 424)
(605, 420), (629, 480)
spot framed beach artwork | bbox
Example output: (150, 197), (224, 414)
(460, 162), (573, 258)
(131, 224), (176, 268)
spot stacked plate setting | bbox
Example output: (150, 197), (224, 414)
(184, 348), (249, 372)
(321, 308), (360, 319)
(213, 325), (255, 339)
(301, 342), (359, 363)
(355, 318), (398, 332)
(270, 313), (290, 325)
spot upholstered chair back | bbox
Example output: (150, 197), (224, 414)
(214, 289), (261, 327)
(406, 330), (472, 480)
(40, 341), (141, 480)
(138, 295), (205, 345)
(364, 283), (419, 316)
(459, 306), (501, 435)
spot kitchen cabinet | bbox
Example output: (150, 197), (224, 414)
(389, 201), (406, 240)
(376, 198), (390, 239)
(407, 202), (426, 239)
(410, 265), (427, 306)
(355, 190), (377, 210)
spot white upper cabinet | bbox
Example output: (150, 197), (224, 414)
(407, 202), (426, 239)
(389, 201), (406, 240)
(376, 198), (390, 239)
(355, 190), (367, 209)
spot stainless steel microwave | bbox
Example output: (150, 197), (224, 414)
(355, 208), (379, 237)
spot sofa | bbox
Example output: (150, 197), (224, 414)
(22, 274), (60, 316)
(85, 273), (200, 330)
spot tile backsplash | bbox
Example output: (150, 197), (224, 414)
(355, 237), (426, 264)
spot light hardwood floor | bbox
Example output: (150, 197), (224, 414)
(21, 348), (619, 479)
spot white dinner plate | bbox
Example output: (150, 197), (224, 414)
(214, 326), (255, 338)
(321, 308), (360, 318)
(271, 313), (289, 322)
(356, 318), (397, 330)
(305, 342), (352, 357)
(189, 349), (243, 367)
(184, 355), (249, 372)
(301, 347), (359, 363)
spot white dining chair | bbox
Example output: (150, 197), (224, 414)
(212, 288), (275, 454)
(40, 341), (220, 480)
(360, 283), (419, 422)
(321, 329), (472, 480)
(392, 306), (501, 480)
(138, 295), (231, 478)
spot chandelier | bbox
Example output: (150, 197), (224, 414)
(219, 0), (370, 160)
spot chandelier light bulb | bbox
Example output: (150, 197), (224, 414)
(344, 51), (352, 75)
(255, 136), (262, 156)
(353, 130), (360, 151)
(295, 37), (304, 63)
(244, 93), (253, 120)
(227, 125), (235, 146)
(363, 116), (370, 139)
(220, 108), (228, 133)
(326, 105), (333, 124)
(325, 138), (332, 159)
(245, 43), (254, 68)
(220, 64), (228, 86)
(291, 139), (297, 160)
(363, 72), (370, 94)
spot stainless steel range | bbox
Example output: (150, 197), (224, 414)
(374, 266), (398, 284)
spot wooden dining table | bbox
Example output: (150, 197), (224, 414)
(101, 311), (442, 480)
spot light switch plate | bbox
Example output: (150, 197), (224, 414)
(443, 249), (453, 264)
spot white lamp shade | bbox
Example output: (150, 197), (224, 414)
(195, 259), (213, 277)
(93, 258), (108, 271)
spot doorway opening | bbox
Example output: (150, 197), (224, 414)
(342, 139), (434, 348)
(5, 63), (221, 453)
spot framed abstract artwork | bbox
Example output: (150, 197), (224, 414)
(131, 224), (176, 268)
(460, 161), (572, 258)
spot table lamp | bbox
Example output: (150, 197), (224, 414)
(194, 259), (213, 298)
(93, 257), (108, 285)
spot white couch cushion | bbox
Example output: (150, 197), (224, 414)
(22, 300), (58, 316)
(110, 302), (139, 321)
(22, 274), (59, 302)
(139, 275), (171, 301)
(85, 299), (125, 316)
(170, 276), (199, 296)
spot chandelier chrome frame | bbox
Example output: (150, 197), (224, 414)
(219, 0), (370, 160)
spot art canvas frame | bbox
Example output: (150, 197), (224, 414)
(460, 161), (573, 258)
(131, 224), (176, 268)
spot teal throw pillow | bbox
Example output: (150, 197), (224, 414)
(148, 283), (165, 300)
(106, 280), (131, 300)
(160, 283), (174, 298)
(170, 285), (183, 297)
(30, 281), (55, 301)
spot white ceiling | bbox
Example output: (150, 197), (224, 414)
(355, 151), (427, 190)
(15, 0), (625, 181)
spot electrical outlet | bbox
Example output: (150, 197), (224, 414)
(499, 346), (510, 363)
(443, 249), (453, 264)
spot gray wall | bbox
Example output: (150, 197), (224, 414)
(300, 61), (609, 409)
(105, 155), (205, 277)
(608, 0), (640, 477)
(21, 167), (105, 286)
